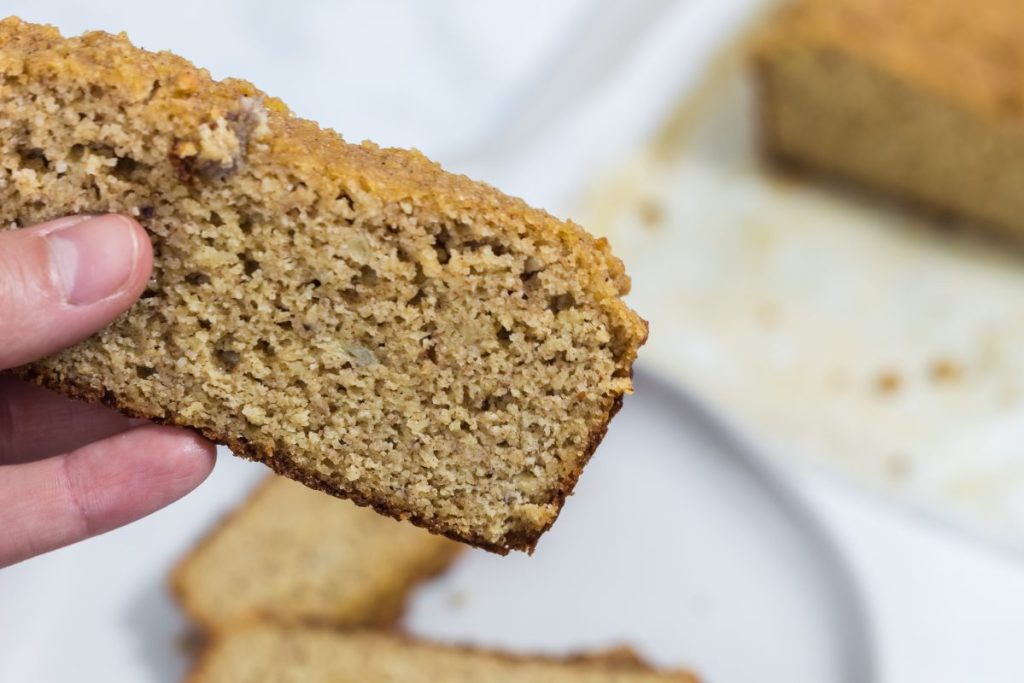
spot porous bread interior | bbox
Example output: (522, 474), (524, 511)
(0, 18), (646, 552)
(756, 2), (1024, 238)
(173, 477), (461, 631)
(189, 625), (699, 683)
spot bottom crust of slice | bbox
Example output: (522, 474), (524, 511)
(10, 365), (624, 554)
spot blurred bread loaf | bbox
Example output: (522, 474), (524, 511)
(188, 624), (700, 683)
(756, 0), (1024, 240)
(173, 476), (461, 631)
(0, 17), (647, 552)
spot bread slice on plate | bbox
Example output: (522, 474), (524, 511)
(188, 624), (699, 683)
(0, 17), (647, 553)
(172, 476), (461, 632)
(755, 0), (1024, 241)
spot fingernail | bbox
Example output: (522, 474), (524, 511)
(46, 215), (139, 306)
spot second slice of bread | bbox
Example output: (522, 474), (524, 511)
(173, 476), (461, 632)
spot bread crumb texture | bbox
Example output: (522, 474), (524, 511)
(172, 476), (462, 631)
(0, 18), (647, 552)
(188, 625), (699, 683)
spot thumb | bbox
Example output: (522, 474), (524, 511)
(0, 214), (153, 370)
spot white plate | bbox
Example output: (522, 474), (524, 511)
(0, 373), (873, 682)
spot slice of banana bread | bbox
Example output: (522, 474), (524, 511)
(755, 0), (1024, 240)
(0, 17), (647, 553)
(172, 476), (461, 632)
(188, 625), (699, 683)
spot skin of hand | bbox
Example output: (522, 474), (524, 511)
(0, 214), (215, 568)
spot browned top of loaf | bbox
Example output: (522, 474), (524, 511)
(0, 16), (634, 305)
(758, 0), (1024, 120)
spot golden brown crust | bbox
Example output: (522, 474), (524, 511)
(185, 624), (700, 683)
(0, 11), (644, 354)
(0, 17), (637, 308)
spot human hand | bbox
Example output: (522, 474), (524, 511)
(0, 214), (215, 568)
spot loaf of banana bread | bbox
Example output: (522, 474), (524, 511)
(756, 0), (1024, 240)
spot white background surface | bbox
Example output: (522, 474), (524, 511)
(2, 1), (1024, 681)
